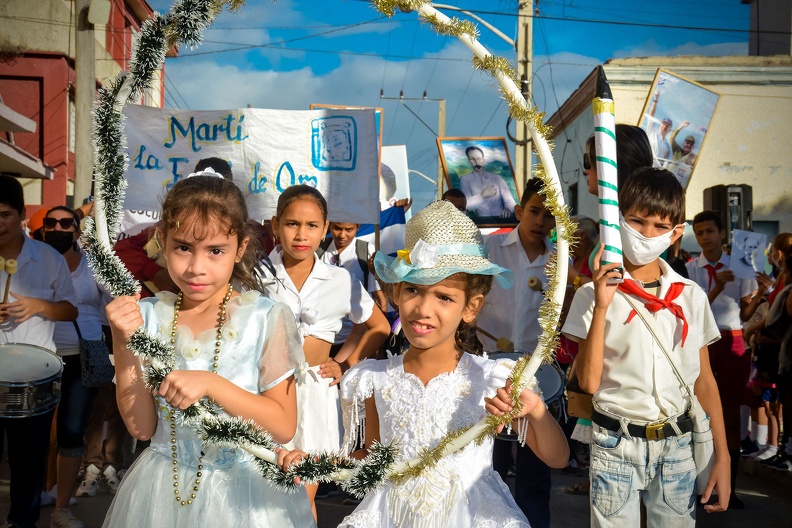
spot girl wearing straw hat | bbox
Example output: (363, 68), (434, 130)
(281, 200), (569, 527)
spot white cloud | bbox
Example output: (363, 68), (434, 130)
(613, 39), (748, 58)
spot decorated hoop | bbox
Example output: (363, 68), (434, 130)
(85, 0), (574, 495)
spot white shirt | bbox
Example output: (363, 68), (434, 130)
(257, 247), (374, 344)
(459, 170), (517, 217)
(0, 236), (78, 352)
(319, 238), (380, 344)
(319, 239), (380, 295)
(686, 253), (756, 331)
(476, 229), (551, 352)
(53, 253), (113, 355)
(562, 259), (721, 422)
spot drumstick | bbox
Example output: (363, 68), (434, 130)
(474, 326), (515, 353)
(2, 259), (17, 304)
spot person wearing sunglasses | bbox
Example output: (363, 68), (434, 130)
(41, 206), (113, 528)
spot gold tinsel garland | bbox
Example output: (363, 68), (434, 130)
(368, 0), (579, 479)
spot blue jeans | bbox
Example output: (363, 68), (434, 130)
(0, 410), (56, 528)
(56, 354), (98, 456)
(589, 423), (697, 528)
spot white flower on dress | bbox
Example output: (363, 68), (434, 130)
(180, 340), (202, 361)
(240, 290), (259, 304)
(221, 324), (239, 342)
(155, 291), (178, 302)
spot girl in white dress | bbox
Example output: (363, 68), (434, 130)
(103, 175), (315, 527)
(280, 200), (569, 527)
(255, 184), (390, 517)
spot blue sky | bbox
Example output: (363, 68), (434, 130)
(148, 0), (751, 210)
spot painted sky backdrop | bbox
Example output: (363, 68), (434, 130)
(147, 0), (751, 211)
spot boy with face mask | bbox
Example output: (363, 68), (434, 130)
(562, 168), (731, 526)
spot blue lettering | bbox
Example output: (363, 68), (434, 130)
(162, 114), (248, 152)
(168, 157), (190, 182)
(275, 161), (295, 193)
(163, 116), (199, 152)
(248, 161), (268, 194)
(131, 144), (162, 170)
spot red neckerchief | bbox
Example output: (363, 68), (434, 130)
(703, 261), (724, 291)
(618, 279), (689, 346)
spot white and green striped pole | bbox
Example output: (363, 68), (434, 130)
(593, 66), (623, 282)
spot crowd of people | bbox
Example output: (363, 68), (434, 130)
(1, 122), (790, 528)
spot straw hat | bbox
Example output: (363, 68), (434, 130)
(374, 200), (513, 287)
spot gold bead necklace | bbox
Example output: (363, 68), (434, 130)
(168, 284), (233, 506)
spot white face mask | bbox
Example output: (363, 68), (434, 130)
(619, 215), (683, 266)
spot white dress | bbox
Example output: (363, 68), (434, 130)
(102, 291), (316, 528)
(339, 353), (530, 528)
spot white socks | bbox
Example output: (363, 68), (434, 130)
(754, 423), (769, 446)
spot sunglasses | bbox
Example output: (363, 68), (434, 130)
(43, 217), (76, 229)
(583, 136), (595, 171)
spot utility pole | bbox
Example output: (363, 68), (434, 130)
(73, 0), (96, 208)
(514, 0), (533, 192)
(380, 91), (446, 200)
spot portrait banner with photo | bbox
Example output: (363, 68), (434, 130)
(122, 105), (381, 224)
(436, 137), (519, 227)
(730, 229), (767, 279)
(638, 69), (720, 190)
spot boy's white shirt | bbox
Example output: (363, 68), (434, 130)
(477, 229), (551, 352)
(319, 239), (381, 294)
(562, 259), (721, 423)
(685, 253), (757, 331)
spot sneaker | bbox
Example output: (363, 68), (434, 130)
(315, 482), (339, 499)
(748, 444), (769, 458)
(754, 445), (778, 461)
(51, 508), (85, 528)
(76, 464), (101, 497)
(41, 486), (77, 506)
(759, 452), (785, 465)
(562, 459), (583, 476)
(769, 453), (792, 471)
(741, 436), (759, 455)
(101, 466), (120, 494)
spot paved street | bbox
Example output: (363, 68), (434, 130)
(3, 455), (791, 527)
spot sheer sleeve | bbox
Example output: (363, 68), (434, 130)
(258, 301), (305, 392)
(339, 359), (378, 454)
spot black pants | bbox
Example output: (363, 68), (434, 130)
(0, 409), (56, 528)
(493, 438), (551, 528)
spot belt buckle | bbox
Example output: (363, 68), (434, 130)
(646, 421), (665, 441)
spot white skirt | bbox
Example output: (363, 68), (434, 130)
(285, 365), (343, 452)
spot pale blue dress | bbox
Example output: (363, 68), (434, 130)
(102, 291), (315, 527)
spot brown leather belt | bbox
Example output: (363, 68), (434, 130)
(592, 409), (693, 441)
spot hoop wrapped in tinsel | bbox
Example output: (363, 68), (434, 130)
(85, 0), (574, 495)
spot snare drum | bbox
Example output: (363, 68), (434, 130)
(488, 352), (566, 441)
(0, 343), (63, 418)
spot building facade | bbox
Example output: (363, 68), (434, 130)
(0, 0), (166, 212)
(546, 55), (792, 243)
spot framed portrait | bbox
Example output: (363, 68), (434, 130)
(638, 69), (720, 190)
(730, 229), (767, 279)
(436, 136), (519, 227)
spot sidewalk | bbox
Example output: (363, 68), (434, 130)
(3, 456), (790, 527)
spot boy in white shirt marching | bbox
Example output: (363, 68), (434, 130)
(318, 222), (387, 357)
(563, 168), (730, 526)
(477, 177), (556, 528)
(686, 210), (769, 508)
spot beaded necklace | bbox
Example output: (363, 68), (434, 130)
(168, 283), (233, 506)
